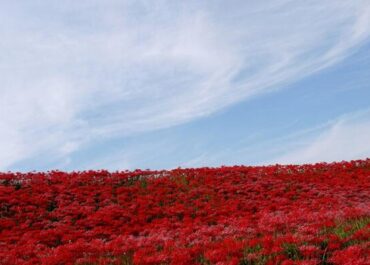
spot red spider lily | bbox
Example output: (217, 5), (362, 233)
(0, 159), (369, 264)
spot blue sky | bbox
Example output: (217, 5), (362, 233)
(1, 1), (370, 171)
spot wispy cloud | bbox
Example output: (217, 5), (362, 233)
(1, 1), (370, 169)
(269, 110), (370, 164)
(177, 110), (370, 168)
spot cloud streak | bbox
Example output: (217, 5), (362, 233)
(269, 110), (370, 164)
(1, 0), (370, 169)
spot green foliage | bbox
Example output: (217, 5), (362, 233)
(321, 216), (370, 239)
(197, 254), (211, 265)
(140, 178), (148, 189)
(282, 243), (301, 260)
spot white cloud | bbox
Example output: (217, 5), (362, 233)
(269, 110), (370, 164)
(178, 111), (370, 168)
(0, 1), (370, 169)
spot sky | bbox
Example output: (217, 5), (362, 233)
(1, 0), (370, 171)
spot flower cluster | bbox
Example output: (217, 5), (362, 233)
(0, 159), (369, 264)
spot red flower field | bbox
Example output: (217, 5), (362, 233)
(0, 159), (369, 264)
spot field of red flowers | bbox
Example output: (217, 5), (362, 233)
(1, 159), (369, 265)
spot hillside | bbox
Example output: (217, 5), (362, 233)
(1, 160), (369, 264)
